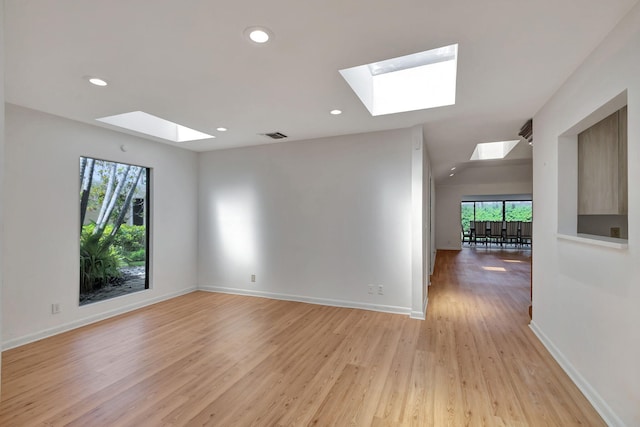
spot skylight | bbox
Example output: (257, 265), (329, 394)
(470, 140), (520, 161)
(96, 111), (214, 142)
(339, 44), (458, 116)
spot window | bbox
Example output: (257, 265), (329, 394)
(461, 202), (475, 233)
(505, 201), (533, 222)
(461, 199), (533, 245)
(79, 157), (150, 305)
(475, 201), (503, 222)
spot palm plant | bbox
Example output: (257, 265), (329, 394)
(80, 228), (122, 292)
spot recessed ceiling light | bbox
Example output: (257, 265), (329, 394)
(330, 109), (342, 115)
(88, 77), (108, 87)
(449, 173), (455, 177)
(245, 26), (272, 44)
(217, 127), (228, 132)
(250, 30), (269, 43)
(451, 167), (456, 170)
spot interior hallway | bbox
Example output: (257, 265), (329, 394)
(0, 249), (602, 426)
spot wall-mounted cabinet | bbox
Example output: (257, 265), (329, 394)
(578, 106), (627, 215)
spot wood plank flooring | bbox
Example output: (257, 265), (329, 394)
(0, 249), (604, 426)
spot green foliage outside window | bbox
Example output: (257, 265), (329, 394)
(475, 202), (503, 222)
(505, 202), (533, 222)
(461, 200), (532, 234)
(461, 203), (474, 233)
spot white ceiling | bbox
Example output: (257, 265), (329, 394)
(4, 0), (638, 183)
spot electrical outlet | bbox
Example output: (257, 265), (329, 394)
(251, 274), (256, 282)
(51, 303), (60, 314)
(610, 227), (621, 238)
(377, 285), (384, 295)
(368, 284), (374, 295)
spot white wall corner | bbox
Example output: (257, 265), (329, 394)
(0, 0), (6, 394)
(409, 310), (425, 320)
(410, 296), (428, 320)
(411, 126), (425, 315)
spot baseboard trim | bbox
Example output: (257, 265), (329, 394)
(2, 287), (197, 350)
(529, 321), (625, 427)
(410, 309), (425, 320)
(410, 295), (428, 320)
(199, 286), (411, 316)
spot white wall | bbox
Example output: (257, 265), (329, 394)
(198, 128), (420, 314)
(0, 1), (6, 393)
(435, 176), (533, 250)
(2, 105), (199, 348)
(430, 161), (436, 273)
(411, 125), (429, 319)
(532, 3), (640, 426)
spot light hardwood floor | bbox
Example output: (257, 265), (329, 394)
(0, 249), (604, 426)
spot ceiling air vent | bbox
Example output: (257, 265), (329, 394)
(519, 119), (533, 142)
(264, 132), (288, 140)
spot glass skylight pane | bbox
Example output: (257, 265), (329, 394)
(367, 44), (458, 76)
(97, 111), (214, 142)
(470, 140), (520, 161)
(339, 44), (458, 116)
(372, 60), (457, 116)
(175, 124), (214, 142)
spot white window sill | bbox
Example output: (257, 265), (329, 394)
(556, 233), (628, 249)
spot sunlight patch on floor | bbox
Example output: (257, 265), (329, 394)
(482, 266), (507, 272)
